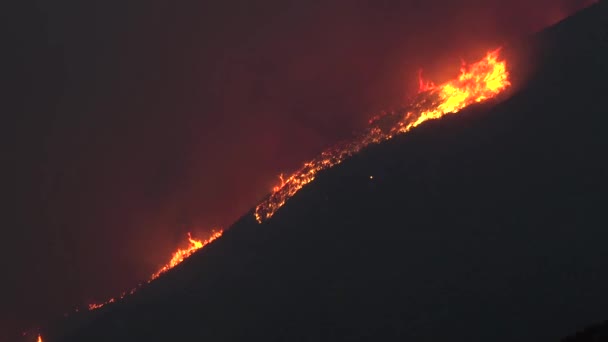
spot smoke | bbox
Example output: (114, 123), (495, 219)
(6, 0), (596, 338)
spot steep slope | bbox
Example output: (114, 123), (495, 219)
(563, 320), (608, 341)
(44, 2), (607, 341)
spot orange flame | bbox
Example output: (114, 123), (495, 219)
(255, 48), (510, 223)
(86, 229), (223, 311)
(150, 231), (223, 280)
(406, 48), (510, 131)
(36, 334), (42, 342)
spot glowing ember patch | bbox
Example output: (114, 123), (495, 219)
(150, 231), (223, 280)
(255, 48), (510, 223)
(404, 49), (510, 131)
(88, 302), (105, 310)
(87, 229), (223, 311)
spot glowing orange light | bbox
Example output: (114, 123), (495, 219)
(87, 229), (223, 311)
(255, 48), (510, 222)
(150, 230), (223, 281)
(405, 48), (510, 131)
(37, 334), (43, 342)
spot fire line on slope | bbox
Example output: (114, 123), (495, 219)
(86, 229), (223, 311)
(28, 47), (510, 342)
(255, 48), (510, 223)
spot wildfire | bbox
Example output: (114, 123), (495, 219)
(150, 231), (223, 280)
(255, 48), (510, 223)
(404, 49), (510, 131)
(87, 229), (223, 311)
(25, 47), (511, 341)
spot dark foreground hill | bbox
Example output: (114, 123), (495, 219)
(43, 2), (608, 342)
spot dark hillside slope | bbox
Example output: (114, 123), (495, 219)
(47, 2), (608, 341)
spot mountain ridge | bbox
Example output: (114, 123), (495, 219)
(41, 2), (608, 341)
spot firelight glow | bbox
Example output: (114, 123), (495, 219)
(255, 48), (511, 223)
(150, 231), (222, 280)
(50, 46), (510, 321)
(86, 229), (223, 311)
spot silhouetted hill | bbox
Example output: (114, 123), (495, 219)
(562, 320), (608, 341)
(43, 2), (607, 341)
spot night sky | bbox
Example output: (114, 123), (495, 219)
(7, 0), (594, 338)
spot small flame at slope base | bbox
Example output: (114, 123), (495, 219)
(87, 230), (223, 311)
(255, 48), (510, 223)
(150, 231), (223, 280)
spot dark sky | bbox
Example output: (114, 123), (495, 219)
(7, 0), (594, 338)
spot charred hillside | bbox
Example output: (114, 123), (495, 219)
(44, 2), (608, 342)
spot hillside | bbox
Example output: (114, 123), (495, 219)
(42, 2), (608, 341)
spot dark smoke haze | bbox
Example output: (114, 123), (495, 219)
(7, 0), (594, 338)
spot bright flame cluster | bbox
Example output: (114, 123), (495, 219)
(150, 232), (221, 280)
(27, 48), (510, 341)
(87, 230), (223, 311)
(255, 48), (510, 223)
(404, 49), (510, 131)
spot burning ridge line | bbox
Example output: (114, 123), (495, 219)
(86, 229), (223, 311)
(29, 47), (509, 342)
(255, 48), (511, 223)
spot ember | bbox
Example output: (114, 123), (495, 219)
(86, 229), (223, 311)
(255, 48), (510, 222)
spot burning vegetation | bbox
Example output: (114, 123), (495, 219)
(30, 47), (510, 342)
(255, 48), (511, 223)
(86, 230), (223, 311)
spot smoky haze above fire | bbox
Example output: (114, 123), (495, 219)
(7, 0), (596, 339)
(34, 1), (608, 340)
